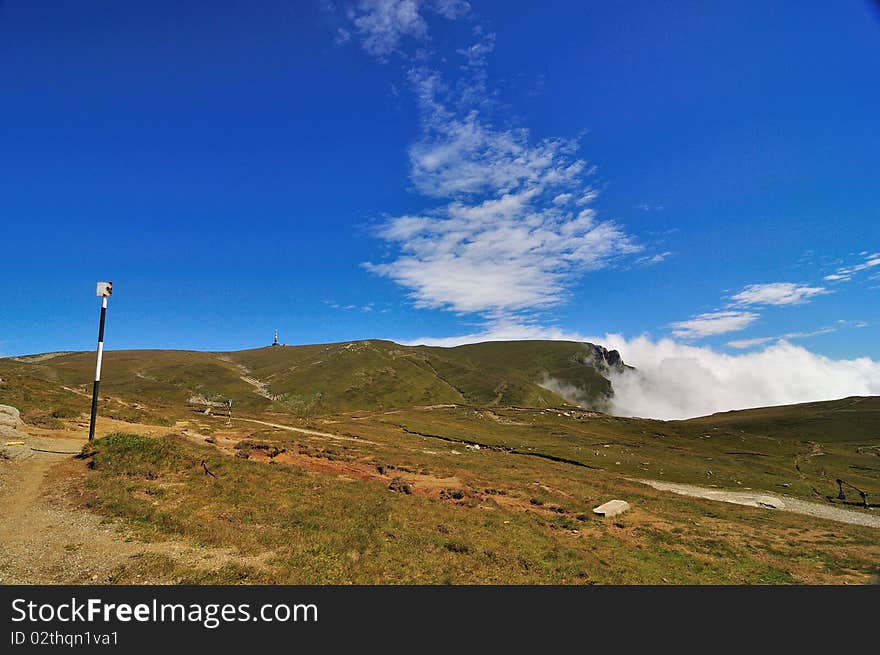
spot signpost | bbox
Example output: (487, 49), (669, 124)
(88, 282), (113, 441)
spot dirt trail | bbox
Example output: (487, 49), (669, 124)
(637, 479), (880, 529)
(0, 431), (142, 583)
(231, 416), (376, 444)
(0, 425), (270, 583)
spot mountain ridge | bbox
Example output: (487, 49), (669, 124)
(0, 339), (627, 420)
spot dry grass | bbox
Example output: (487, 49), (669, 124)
(73, 430), (880, 584)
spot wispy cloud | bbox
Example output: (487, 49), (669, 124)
(824, 251), (880, 283)
(456, 30), (495, 69)
(671, 279), (831, 340)
(637, 202), (663, 212)
(726, 326), (837, 349)
(345, 0), (470, 57)
(724, 336), (775, 349)
(635, 251), (672, 266)
(669, 310), (759, 339)
(730, 282), (828, 306)
(348, 0), (428, 57)
(405, 69), (591, 199)
(837, 319), (869, 328)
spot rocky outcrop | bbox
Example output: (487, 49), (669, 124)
(577, 344), (630, 376)
(0, 404), (27, 441)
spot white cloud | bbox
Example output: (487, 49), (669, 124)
(726, 326), (837, 349)
(669, 311), (759, 339)
(364, 64), (645, 316)
(401, 324), (880, 420)
(730, 282), (828, 306)
(368, 194), (640, 313)
(637, 202), (663, 212)
(406, 77), (589, 199)
(456, 32), (495, 68)
(346, 0), (470, 57)
(670, 280), (830, 341)
(783, 327), (837, 339)
(725, 336), (775, 349)
(605, 336), (880, 420)
(552, 193), (573, 205)
(837, 319), (869, 328)
(635, 251), (672, 266)
(350, 0), (428, 56)
(432, 0), (470, 19)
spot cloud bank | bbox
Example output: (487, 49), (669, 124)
(602, 336), (880, 420)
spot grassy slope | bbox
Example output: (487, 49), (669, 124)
(77, 423), (879, 584)
(680, 396), (880, 442)
(356, 401), (880, 506)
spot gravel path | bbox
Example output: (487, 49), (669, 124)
(637, 479), (880, 529)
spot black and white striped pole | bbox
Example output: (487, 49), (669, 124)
(88, 281), (113, 441)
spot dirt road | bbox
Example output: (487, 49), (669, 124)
(637, 478), (880, 529)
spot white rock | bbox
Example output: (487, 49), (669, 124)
(593, 499), (631, 517)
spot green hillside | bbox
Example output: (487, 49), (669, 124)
(0, 339), (622, 420)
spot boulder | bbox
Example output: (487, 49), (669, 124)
(0, 404), (24, 430)
(593, 499), (630, 517)
(388, 477), (412, 494)
(0, 405), (27, 442)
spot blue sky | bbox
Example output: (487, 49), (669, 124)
(1, 1), (879, 362)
